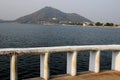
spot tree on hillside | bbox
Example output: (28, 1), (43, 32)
(104, 23), (114, 26)
(89, 23), (94, 26)
(95, 22), (103, 26)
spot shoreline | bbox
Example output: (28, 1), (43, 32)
(1, 22), (120, 28)
(62, 24), (120, 28)
(88, 26), (120, 28)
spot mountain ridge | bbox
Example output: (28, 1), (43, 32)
(16, 7), (92, 24)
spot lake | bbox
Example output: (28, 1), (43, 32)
(0, 23), (120, 80)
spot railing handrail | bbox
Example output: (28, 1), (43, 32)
(1, 44), (120, 80)
(0, 44), (120, 55)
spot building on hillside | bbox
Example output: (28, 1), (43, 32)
(82, 22), (90, 26)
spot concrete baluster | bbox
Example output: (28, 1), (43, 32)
(112, 51), (120, 71)
(40, 53), (50, 80)
(10, 54), (18, 80)
(89, 50), (100, 73)
(67, 51), (77, 76)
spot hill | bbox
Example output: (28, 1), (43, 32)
(0, 19), (13, 23)
(16, 7), (92, 25)
(0, 19), (5, 23)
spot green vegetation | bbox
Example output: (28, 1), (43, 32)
(95, 22), (103, 26)
(104, 23), (114, 26)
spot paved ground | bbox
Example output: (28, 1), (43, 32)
(24, 71), (120, 80)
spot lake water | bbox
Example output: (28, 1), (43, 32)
(0, 23), (120, 80)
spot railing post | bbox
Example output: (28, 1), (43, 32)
(10, 54), (18, 80)
(40, 53), (50, 80)
(67, 51), (77, 76)
(89, 50), (100, 73)
(112, 51), (120, 71)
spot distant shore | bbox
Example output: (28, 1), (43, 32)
(62, 24), (120, 28)
(1, 22), (120, 28)
(87, 26), (120, 28)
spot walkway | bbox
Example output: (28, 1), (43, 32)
(24, 71), (120, 80)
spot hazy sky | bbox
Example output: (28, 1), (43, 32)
(0, 0), (120, 24)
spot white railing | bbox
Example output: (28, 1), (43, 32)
(0, 45), (120, 80)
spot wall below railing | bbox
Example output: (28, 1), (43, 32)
(0, 45), (120, 80)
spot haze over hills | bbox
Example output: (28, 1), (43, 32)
(0, 19), (10, 23)
(16, 7), (92, 25)
(0, 19), (5, 23)
(0, 19), (2, 22)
